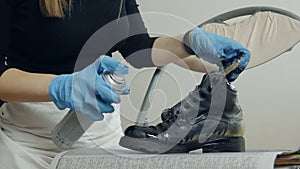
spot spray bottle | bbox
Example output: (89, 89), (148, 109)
(51, 71), (127, 149)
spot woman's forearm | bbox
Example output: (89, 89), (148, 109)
(173, 55), (218, 73)
(151, 36), (189, 66)
(152, 36), (216, 72)
(0, 68), (56, 102)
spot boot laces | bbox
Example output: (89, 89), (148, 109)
(161, 84), (203, 122)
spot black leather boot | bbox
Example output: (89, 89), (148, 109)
(119, 72), (245, 153)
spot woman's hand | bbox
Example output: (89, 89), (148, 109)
(48, 55), (130, 121)
(185, 27), (250, 82)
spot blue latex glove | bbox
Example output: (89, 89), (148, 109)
(49, 55), (130, 121)
(187, 27), (250, 82)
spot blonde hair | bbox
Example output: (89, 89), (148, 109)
(39, 0), (71, 17)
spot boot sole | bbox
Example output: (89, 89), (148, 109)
(119, 136), (245, 154)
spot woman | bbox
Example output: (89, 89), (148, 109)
(0, 0), (250, 168)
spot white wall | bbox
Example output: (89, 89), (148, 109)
(118, 0), (300, 151)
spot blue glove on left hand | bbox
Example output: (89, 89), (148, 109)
(185, 27), (250, 82)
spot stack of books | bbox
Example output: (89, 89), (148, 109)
(275, 149), (300, 168)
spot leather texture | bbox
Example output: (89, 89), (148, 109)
(120, 72), (245, 153)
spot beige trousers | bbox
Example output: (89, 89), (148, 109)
(0, 102), (123, 169)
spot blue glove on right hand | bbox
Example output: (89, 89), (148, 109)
(48, 55), (130, 121)
(185, 27), (250, 82)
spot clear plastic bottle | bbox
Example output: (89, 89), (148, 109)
(51, 71), (126, 149)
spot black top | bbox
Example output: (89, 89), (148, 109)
(0, 0), (157, 75)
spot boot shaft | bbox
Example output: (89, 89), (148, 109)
(161, 72), (242, 124)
